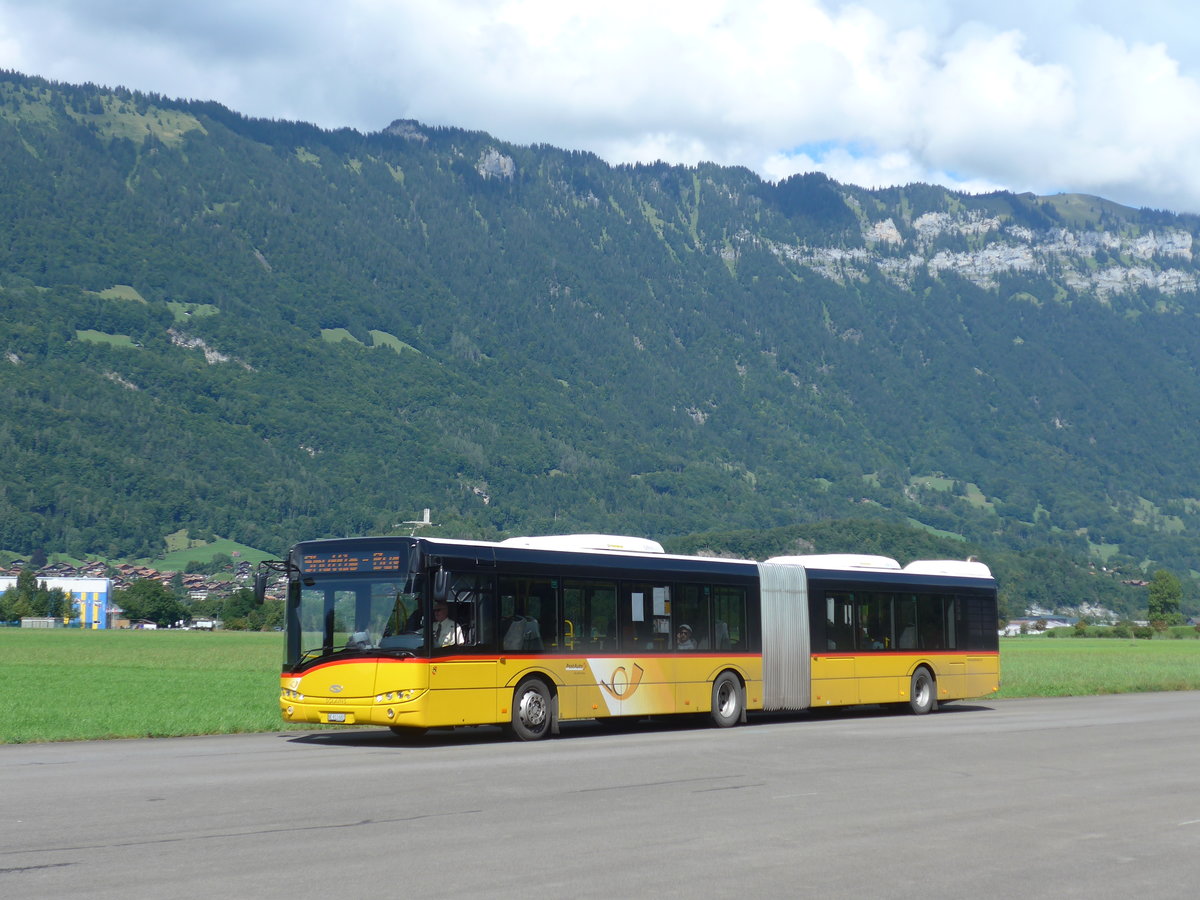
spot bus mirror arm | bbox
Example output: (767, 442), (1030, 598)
(253, 559), (290, 605)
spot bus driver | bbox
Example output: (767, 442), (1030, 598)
(432, 601), (464, 647)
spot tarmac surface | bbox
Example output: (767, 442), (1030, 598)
(3, 692), (1199, 899)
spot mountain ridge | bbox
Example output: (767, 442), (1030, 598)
(2, 69), (1199, 617)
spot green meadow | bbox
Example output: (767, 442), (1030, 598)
(993, 636), (1200, 698)
(0, 629), (297, 744)
(2, 631), (1199, 743)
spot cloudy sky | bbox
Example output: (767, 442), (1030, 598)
(3, 0), (1200, 213)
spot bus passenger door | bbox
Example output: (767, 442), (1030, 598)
(497, 576), (578, 720)
(429, 655), (498, 725)
(428, 574), (499, 726)
(563, 579), (619, 720)
(811, 593), (859, 706)
(608, 582), (674, 717)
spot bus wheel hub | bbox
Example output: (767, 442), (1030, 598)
(519, 691), (546, 725)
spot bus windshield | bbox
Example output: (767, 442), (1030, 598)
(290, 574), (424, 665)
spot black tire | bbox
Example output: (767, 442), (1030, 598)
(511, 679), (553, 741)
(909, 668), (936, 715)
(710, 672), (743, 728)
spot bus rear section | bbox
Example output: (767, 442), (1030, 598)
(760, 556), (1000, 715)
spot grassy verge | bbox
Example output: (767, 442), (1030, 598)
(3, 631), (1200, 743)
(0, 629), (306, 744)
(993, 636), (1200, 697)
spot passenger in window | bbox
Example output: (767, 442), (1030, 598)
(432, 602), (464, 647)
(503, 615), (542, 652)
(676, 624), (697, 650)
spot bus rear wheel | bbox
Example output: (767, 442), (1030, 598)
(511, 678), (552, 741)
(909, 668), (936, 715)
(710, 672), (743, 728)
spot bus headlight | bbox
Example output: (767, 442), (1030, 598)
(376, 690), (415, 703)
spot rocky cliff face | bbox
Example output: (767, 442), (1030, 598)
(762, 201), (1197, 298)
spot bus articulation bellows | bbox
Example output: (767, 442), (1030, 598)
(264, 534), (999, 740)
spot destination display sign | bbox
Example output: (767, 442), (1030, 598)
(299, 550), (404, 574)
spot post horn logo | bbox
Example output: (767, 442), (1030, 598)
(600, 663), (644, 700)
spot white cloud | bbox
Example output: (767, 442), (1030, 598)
(1, 1), (1200, 212)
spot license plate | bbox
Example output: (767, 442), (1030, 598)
(327, 712), (346, 723)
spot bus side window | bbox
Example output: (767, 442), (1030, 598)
(858, 593), (887, 650)
(946, 595), (961, 650)
(825, 593), (855, 650)
(498, 577), (557, 653)
(714, 586), (746, 651)
(895, 595), (918, 649)
(564, 580), (617, 652)
(448, 574), (495, 651)
(622, 583), (671, 651)
(674, 584), (711, 650)
(917, 594), (946, 650)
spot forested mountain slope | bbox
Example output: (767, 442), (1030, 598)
(3, 71), (1200, 612)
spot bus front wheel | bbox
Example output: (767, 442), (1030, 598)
(909, 668), (936, 715)
(710, 672), (743, 728)
(511, 678), (553, 741)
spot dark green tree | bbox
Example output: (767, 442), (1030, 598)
(220, 587), (258, 629)
(0, 583), (32, 621)
(116, 579), (187, 627)
(1147, 569), (1183, 626)
(1, 568), (70, 619)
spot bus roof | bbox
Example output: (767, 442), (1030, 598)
(901, 559), (993, 579)
(498, 534), (665, 554)
(289, 536), (992, 581)
(765, 554), (902, 570)
(766, 554), (993, 579)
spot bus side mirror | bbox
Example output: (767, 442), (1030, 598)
(253, 572), (269, 605)
(432, 568), (450, 603)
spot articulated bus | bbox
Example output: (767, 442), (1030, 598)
(265, 534), (999, 740)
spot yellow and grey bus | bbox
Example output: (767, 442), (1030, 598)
(267, 534), (999, 740)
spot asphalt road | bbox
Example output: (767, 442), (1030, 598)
(3, 693), (1199, 899)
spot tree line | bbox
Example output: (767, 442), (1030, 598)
(0, 569), (71, 620)
(0, 569), (283, 630)
(113, 579), (283, 630)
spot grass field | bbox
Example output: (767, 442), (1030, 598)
(0, 629), (296, 744)
(993, 636), (1200, 697)
(2, 631), (1199, 743)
